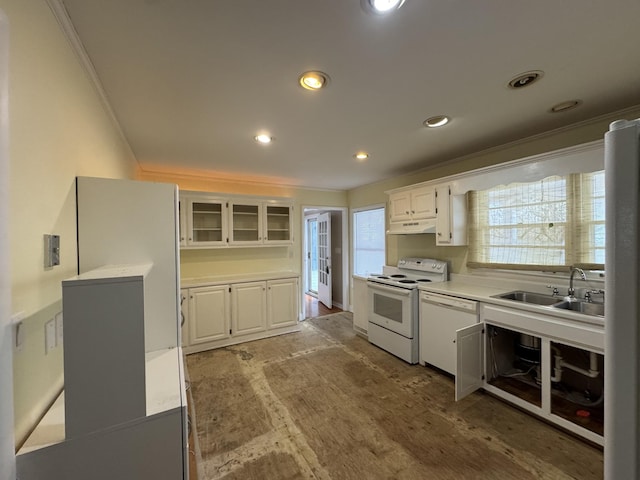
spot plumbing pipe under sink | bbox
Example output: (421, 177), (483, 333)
(550, 346), (600, 382)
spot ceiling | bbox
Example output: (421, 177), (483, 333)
(59, 0), (640, 190)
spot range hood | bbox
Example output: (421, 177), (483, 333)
(387, 218), (437, 235)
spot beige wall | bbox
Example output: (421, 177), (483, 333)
(1, 7), (13, 477)
(3, 0), (137, 447)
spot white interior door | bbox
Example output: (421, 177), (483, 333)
(317, 212), (332, 309)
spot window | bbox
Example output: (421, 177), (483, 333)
(468, 171), (605, 270)
(353, 206), (385, 276)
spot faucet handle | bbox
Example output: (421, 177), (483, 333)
(546, 285), (560, 296)
(585, 289), (605, 303)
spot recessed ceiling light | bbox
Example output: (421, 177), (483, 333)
(508, 70), (544, 89)
(299, 71), (329, 91)
(362, 0), (405, 14)
(254, 134), (273, 144)
(354, 152), (369, 161)
(423, 115), (450, 128)
(550, 100), (582, 113)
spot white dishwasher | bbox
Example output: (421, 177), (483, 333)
(419, 291), (478, 375)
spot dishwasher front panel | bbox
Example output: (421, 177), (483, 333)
(419, 292), (478, 375)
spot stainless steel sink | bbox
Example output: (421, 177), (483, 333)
(552, 300), (605, 317)
(492, 290), (561, 306)
(493, 290), (605, 318)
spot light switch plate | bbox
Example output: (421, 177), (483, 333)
(44, 234), (60, 269)
(55, 312), (63, 346)
(11, 312), (25, 352)
(45, 318), (56, 354)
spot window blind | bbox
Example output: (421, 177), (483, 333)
(468, 171), (605, 271)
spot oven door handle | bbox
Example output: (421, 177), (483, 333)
(367, 282), (413, 297)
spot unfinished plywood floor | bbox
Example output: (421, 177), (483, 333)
(186, 313), (603, 480)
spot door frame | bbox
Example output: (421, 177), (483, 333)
(301, 206), (349, 318)
(304, 215), (318, 295)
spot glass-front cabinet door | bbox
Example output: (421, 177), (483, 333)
(264, 203), (293, 244)
(229, 201), (262, 245)
(187, 198), (227, 246)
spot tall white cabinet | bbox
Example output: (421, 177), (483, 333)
(17, 178), (187, 480)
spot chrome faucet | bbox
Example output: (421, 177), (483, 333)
(568, 267), (586, 298)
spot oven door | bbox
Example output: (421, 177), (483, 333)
(367, 281), (416, 338)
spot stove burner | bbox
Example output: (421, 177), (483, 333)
(398, 279), (417, 284)
(390, 274), (407, 278)
(374, 275), (389, 279)
(417, 279), (432, 283)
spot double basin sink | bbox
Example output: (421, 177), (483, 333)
(493, 290), (604, 317)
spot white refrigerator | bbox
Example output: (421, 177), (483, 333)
(604, 118), (640, 479)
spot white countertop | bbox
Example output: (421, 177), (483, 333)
(18, 347), (185, 455)
(181, 271), (299, 288)
(419, 279), (604, 328)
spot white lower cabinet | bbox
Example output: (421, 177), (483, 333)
(267, 278), (299, 329)
(189, 285), (231, 345)
(455, 303), (604, 445)
(352, 276), (369, 336)
(232, 281), (267, 336)
(184, 276), (300, 353)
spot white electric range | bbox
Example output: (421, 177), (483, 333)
(367, 258), (448, 363)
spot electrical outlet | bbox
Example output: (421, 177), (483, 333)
(55, 312), (63, 346)
(11, 312), (25, 352)
(45, 318), (56, 354)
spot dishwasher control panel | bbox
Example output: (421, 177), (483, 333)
(420, 292), (478, 313)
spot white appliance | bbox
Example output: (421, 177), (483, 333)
(386, 218), (436, 235)
(604, 118), (640, 479)
(367, 258), (448, 364)
(419, 292), (478, 375)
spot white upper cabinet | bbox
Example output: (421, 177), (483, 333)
(186, 197), (227, 247)
(389, 185), (436, 223)
(435, 184), (467, 246)
(229, 200), (294, 246)
(229, 200), (262, 245)
(264, 203), (293, 245)
(179, 191), (293, 248)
